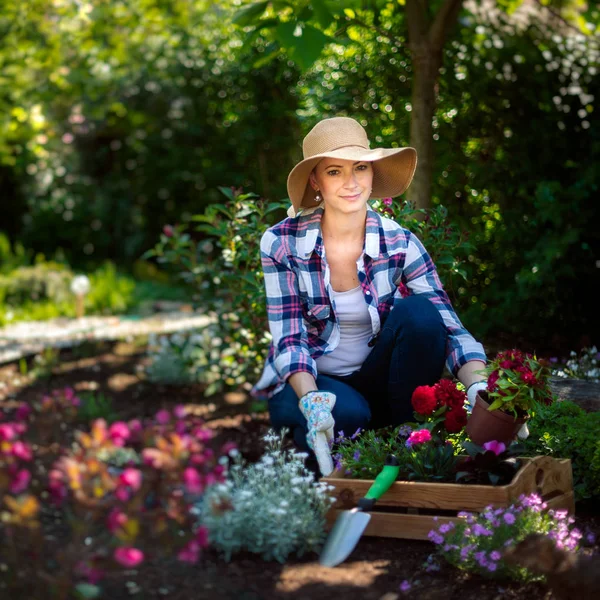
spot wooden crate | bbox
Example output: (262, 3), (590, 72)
(322, 456), (574, 541)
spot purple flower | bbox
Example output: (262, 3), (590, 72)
(350, 428), (362, 439)
(487, 562), (497, 572)
(490, 551), (501, 561)
(586, 532), (597, 544)
(428, 530), (444, 544)
(503, 512), (516, 525)
(439, 523), (454, 534)
(399, 580), (411, 593)
(398, 425), (412, 438)
(353, 450), (361, 461)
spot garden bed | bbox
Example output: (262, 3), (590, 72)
(0, 340), (598, 600)
(323, 456), (574, 540)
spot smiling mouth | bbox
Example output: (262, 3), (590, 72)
(341, 193), (362, 200)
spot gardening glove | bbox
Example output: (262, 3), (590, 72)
(298, 391), (336, 477)
(466, 381), (487, 413)
(517, 423), (530, 440)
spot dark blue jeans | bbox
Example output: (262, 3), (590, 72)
(268, 295), (448, 452)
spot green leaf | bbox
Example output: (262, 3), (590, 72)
(274, 21), (332, 71)
(312, 0), (336, 29)
(488, 398), (505, 411)
(232, 1), (270, 27)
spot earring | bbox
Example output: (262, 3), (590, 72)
(314, 192), (322, 203)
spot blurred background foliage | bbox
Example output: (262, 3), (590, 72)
(1, 0), (598, 352)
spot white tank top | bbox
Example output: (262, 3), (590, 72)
(315, 285), (373, 376)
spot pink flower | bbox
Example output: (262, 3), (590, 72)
(0, 423), (17, 441)
(10, 469), (31, 494)
(128, 419), (143, 433)
(119, 468), (142, 491)
(483, 440), (506, 455)
(173, 405), (186, 419)
(107, 508), (128, 532)
(12, 441), (33, 461)
(220, 441), (237, 455)
(195, 526), (209, 547)
(155, 409), (171, 425)
(163, 225), (174, 238)
(182, 467), (203, 495)
(15, 404), (32, 422)
(114, 547), (144, 568)
(108, 422), (130, 446)
(406, 429), (432, 447)
(177, 540), (200, 564)
(382, 197), (393, 206)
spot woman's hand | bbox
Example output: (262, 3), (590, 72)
(298, 391), (337, 476)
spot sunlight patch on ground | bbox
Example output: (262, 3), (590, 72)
(275, 559), (391, 592)
(224, 391), (248, 405)
(107, 373), (139, 392)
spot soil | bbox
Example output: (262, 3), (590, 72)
(1, 339), (598, 600)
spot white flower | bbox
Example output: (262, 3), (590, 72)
(70, 275), (91, 295)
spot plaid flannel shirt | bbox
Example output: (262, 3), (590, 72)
(251, 206), (486, 399)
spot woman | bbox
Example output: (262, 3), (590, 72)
(251, 116), (488, 476)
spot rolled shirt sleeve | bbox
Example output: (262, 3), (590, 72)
(260, 229), (318, 382)
(400, 231), (487, 375)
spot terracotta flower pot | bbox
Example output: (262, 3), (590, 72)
(465, 391), (528, 446)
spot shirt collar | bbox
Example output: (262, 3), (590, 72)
(296, 206), (381, 260)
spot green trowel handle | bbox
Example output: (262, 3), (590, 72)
(357, 455), (400, 511)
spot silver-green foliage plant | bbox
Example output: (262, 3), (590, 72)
(145, 332), (198, 385)
(198, 430), (335, 563)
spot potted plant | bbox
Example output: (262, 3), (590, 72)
(466, 349), (554, 445)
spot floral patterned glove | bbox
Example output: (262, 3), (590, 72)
(298, 391), (336, 476)
(466, 381), (487, 413)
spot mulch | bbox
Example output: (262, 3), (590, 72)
(0, 339), (598, 600)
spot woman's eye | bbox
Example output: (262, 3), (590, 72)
(356, 164), (368, 171)
(326, 170), (339, 176)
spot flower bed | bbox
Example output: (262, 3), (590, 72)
(322, 456), (574, 540)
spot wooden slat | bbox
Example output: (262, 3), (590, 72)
(326, 509), (464, 541)
(322, 456), (575, 539)
(545, 491), (576, 515)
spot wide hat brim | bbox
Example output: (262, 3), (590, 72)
(286, 145), (417, 217)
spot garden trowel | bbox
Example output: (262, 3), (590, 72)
(319, 454), (400, 567)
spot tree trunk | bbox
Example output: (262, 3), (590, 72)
(404, 0), (464, 211)
(407, 50), (440, 211)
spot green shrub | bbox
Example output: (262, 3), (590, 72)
(86, 261), (137, 314)
(522, 400), (600, 500)
(0, 262), (73, 305)
(144, 187), (288, 394)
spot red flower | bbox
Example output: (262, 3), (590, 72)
(487, 370), (500, 392)
(411, 386), (438, 415)
(444, 407), (468, 433)
(434, 379), (466, 409)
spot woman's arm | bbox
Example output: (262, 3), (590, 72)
(457, 360), (487, 389)
(260, 229), (319, 387)
(288, 371), (319, 399)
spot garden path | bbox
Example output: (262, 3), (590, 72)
(0, 309), (213, 365)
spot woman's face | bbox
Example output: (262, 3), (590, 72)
(310, 158), (373, 215)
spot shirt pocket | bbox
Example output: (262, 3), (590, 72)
(304, 302), (331, 322)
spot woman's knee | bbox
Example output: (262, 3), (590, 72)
(386, 295), (444, 340)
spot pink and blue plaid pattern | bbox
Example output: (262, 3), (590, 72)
(251, 207), (486, 399)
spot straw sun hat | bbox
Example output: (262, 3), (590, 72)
(286, 117), (417, 217)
